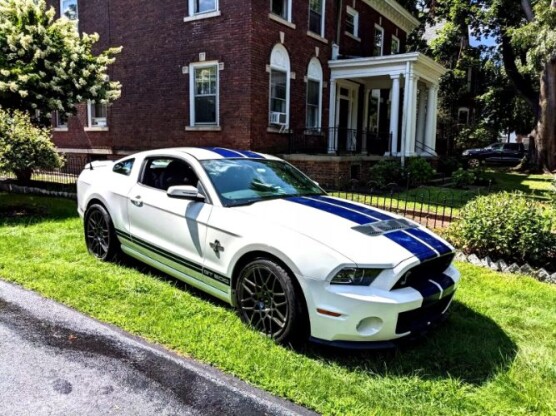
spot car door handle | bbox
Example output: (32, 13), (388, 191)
(130, 195), (143, 207)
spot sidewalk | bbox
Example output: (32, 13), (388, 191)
(0, 279), (317, 416)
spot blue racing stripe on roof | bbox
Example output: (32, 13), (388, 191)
(237, 150), (264, 159)
(315, 195), (394, 221)
(385, 230), (438, 262)
(405, 228), (453, 255)
(204, 147), (245, 158)
(287, 197), (378, 225)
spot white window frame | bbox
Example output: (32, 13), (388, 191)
(86, 101), (109, 130)
(189, 61), (219, 127)
(185, 0), (220, 21)
(60, 0), (78, 27)
(391, 35), (400, 54)
(374, 24), (384, 56)
(345, 6), (359, 39)
(308, 0), (326, 37)
(270, 0), (292, 23)
(268, 44), (291, 129)
(306, 58), (323, 130)
(53, 111), (68, 131)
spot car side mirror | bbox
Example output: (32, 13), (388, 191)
(167, 185), (206, 202)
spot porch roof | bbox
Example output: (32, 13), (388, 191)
(328, 52), (447, 86)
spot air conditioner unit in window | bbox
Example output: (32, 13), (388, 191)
(270, 112), (287, 126)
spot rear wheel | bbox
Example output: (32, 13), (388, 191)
(236, 258), (305, 344)
(84, 204), (120, 261)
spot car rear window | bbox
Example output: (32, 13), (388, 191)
(113, 158), (135, 176)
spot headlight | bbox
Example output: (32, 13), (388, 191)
(462, 150), (470, 156)
(330, 268), (382, 286)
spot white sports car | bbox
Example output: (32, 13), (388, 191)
(77, 147), (460, 347)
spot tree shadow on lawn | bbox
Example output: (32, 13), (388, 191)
(297, 300), (517, 386)
(112, 256), (517, 386)
(0, 193), (77, 226)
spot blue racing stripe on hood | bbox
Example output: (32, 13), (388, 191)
(204, 147), (245, 158)
(385, 230), (438, 262)
(315, 195), (394, 221)
(287, 197), (378, 225)
(405, 228), (453, 255)
(237, 150), (264, 159)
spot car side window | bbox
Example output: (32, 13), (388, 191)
(113, 158), (135, 176)
(140, 158), (198, 191)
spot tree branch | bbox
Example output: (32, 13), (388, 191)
(521, 0), (534, 21)
(501, 33), (539, 116)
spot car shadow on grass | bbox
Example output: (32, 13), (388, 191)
(297, 300), (517, 386)
(113, 255), (517, 386)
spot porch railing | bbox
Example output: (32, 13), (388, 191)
(288, 128), (389, 155)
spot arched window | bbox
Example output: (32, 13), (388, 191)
(269, 44), (290, 128)
(306, 58), (323, 129)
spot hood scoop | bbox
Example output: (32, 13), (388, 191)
(352, 218), (418, 236)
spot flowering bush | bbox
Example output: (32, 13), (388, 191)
(0, 109), (63, 182)
(0, 0), (121, 124)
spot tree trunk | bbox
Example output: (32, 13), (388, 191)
(534, 59), (556, 172)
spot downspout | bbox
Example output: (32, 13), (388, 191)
(335, 0), (343, 46)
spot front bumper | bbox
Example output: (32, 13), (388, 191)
(299, 265), (460, 343)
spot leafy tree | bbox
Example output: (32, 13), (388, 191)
(0, 0), (121, 125)
(431, 0), (556, 171)
(0, 108), (63, 182)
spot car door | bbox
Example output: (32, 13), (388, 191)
(501, 144), (522, 164)
(484, 143), (503, 164)
(126, 156), (220, 291)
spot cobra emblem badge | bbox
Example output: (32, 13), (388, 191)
(210, 240), (224, 254)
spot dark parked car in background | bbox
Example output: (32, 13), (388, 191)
(462, 142), (526, 167)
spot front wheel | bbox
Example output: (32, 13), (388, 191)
(84, 204), (120, 261)
(235, 259), (306, 344)
(467, 158), (481, 168)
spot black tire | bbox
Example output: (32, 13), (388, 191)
(84, 203), (120, 261)
(468, 158), (481, 168)
(235, 258), (306, 344)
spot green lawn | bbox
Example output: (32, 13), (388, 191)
(1, 193), (556, 415)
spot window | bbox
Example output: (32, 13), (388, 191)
(345, 7), (359, 38)
(141, 158), (198, 191)
(306, 58), (323, 129)
(271, 0), (291, 21)
(458, 107), (469, 124)
(269, 44), (290, 127)
(373, 25), (384, 56)
(309, 0), (325, 36)
(190, 63), (219, 126)
(113, 159), (135, 176)
(53, 111), (68, 129)
(60, 0), (78, 21)
(391, 36), (400, 54)
(189, 0), (218, 15)
(87, 101), (108, 128)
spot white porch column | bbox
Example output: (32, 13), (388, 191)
(416, 87), (427, 153)
(404, 73), (419, 157)
(424, 84), (439, 155)
(361, 88), (370, 154)
(388, 74), (401, 156)
(327, 78), (337, 153)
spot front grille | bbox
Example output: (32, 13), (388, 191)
(394, 252), (455, 289)
(396, 293), (454, 335)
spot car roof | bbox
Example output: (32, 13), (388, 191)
(130, 147), (281, 161)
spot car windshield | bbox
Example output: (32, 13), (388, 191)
(201, 159), (325, 207)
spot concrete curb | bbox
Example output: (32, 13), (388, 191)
(0, 279), (317, 416)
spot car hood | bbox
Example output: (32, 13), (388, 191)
(232, 195), (454, 268)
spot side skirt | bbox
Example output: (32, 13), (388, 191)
(120, 244), (232, 306)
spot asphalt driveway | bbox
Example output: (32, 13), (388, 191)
(0, 279), (316, 416)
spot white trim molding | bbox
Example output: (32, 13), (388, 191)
(362, 0), (420, 34)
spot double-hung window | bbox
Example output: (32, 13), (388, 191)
(189, 0), (218, 15)
(391, 36), (400, 54)
(309, 0), (324, 36)
(53, 111), (68, 130)
(271, 0), (291, 21)
(345, 7), (359, 38)
(268, 44), (290, 128)
(190, 63), (219, 126)
(373, 25), (384, 56)
(60, 0), (78, 21)
(306, 58), (323, 130)
(87, 101), (108, 128)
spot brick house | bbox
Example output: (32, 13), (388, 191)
(50, 0), (445, 188)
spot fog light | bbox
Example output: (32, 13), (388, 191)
(356, 317), (383, 336)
